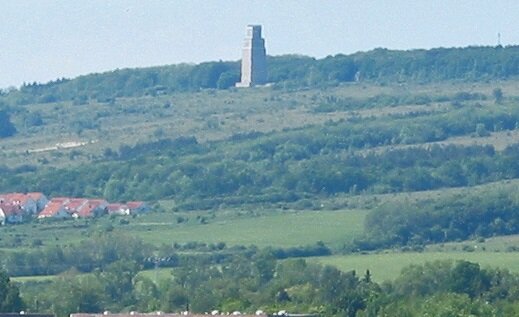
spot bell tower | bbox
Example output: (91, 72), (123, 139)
(236, 25), (267, 87)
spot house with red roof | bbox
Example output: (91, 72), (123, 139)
(74, 199), (108, 218)
(38, 197), (108, 219)
(26, 192), (48, 212)
(64, 198), (88, 217)
(107, 201), (149, 216)
(38, 198), (71, 219)
(106, 203), (131, 216)
(0, 191), (150, 223)
(0, 202), (24, 224)
(0, 193), (38, 215)
(126, 201), (150, 214)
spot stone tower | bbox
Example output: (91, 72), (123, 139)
(236, 25), (267, 87)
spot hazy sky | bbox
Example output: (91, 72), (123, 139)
(1, 0), (518, 88)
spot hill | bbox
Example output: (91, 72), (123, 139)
(4, 46), (519, 316)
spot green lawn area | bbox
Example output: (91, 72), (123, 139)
(137, 268), (174, 284)
(11, 274), (60, 283)
(0, 208), (366, 252)
(310, 251), (519, 282)
(132, 209), (366, 249)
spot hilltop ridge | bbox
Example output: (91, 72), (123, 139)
(2, 45), (519, 107)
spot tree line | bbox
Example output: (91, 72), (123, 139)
(2, 45), (519, 106)
(354, 184), (519, 250)
(12, 256), (519, 317)
(0, 231), (331, 277)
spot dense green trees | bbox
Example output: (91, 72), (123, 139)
(0, 110), (16, 137)
(0, 270), (24, 312)
(370, 260), (519, 317)
(355, 186), (519, 250)
(0, 233), (151, 276)
(17, 256), (519, 317)
(21, 256), (374, 317)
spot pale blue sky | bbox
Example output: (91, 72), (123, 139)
(1, 0), (518, 88)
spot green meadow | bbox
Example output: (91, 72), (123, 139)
(0, 208), (367, 251)
(310, 251), (519, 282)
(132, 209), (366, 249)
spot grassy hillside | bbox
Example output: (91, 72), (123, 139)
(4, 79), (519, 208)
(3, 79), (510, 169)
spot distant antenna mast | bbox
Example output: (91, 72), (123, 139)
(497, 32), (502, 46)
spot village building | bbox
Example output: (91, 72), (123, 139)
(38, 198), (71, 219)
(107, 201), (150, 216)
(74, 199), (108, 218)
(27, 192), (49, 211)
(38, 197), (109, 219)
(0, 192), (48, 215)
(106, 203), (131, 216)
(0, 192), (148, 223)
(126, 201), (150, 214)
(0, 202), (24, 224)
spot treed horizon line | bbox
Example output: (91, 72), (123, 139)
(7, 43), (515, 90)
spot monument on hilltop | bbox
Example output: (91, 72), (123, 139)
(236, 25), (267, 87)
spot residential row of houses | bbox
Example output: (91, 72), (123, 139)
(0, 192), (149, 225)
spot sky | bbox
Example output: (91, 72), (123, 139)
(1, 0), (519, 89)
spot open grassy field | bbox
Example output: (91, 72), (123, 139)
(133, 209), (366, 249)
(0, 208), (367, 251)
(310, 251), (519, 282)
(426, 234), (519, 252)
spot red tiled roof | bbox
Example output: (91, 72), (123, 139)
(51, 197), (71, 203)
(39, 201), (65, 217)
(76, 199), (107, 217)
(0, 202), (23, 216)
(107, 203), (125, 211)
(27, 192), (45, 200)
(64, 198), (88, 213)
(0, 193), (34, 205)
(88, 199), (108, 204)
(126, 201), (144, 209)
